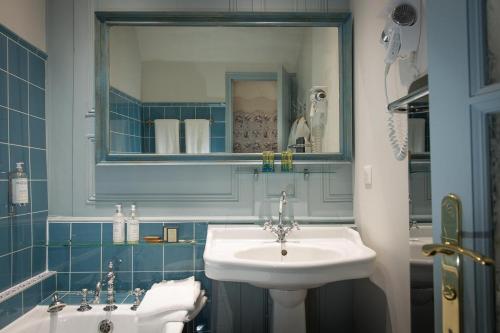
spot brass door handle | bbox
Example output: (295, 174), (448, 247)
(422, 243), (495, 266)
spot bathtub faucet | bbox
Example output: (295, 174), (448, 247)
(103, 261), (118, 312)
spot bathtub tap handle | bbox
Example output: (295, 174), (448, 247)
(93, 281), (102, 304)
(130, 288), (145, 311)
(77, 288), (93, 312)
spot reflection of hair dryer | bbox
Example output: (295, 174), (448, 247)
(309, 88), (327, 153)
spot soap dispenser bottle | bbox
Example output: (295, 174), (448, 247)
(127, 204), (140, 244)
(10, 162), (29, 205)
(113, 204), (125, 244)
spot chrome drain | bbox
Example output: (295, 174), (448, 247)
(98, 319), (113, 333)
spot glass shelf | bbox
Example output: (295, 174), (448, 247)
(35, 240), (202, 248)
(234, 165), (340, 176)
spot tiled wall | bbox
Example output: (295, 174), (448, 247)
(47, 221), (211, 332)
(0, 24), (52, 329)
(0, 24), (48, 293)
(141, 102), (226, 154)
(109, 87), (142, 153)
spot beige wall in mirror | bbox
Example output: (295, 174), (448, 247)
(108, 26), (340, 155)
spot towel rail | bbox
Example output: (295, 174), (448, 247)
(145, 119), (214, 126)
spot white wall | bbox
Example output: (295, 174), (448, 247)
(0, 0), (46, 51)
(109, 27), (142, 99)
(296, 27), (340, 152)
(351, 0), (427, 331)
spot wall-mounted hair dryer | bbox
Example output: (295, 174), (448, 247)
(380, 2), (420, 65)
(381, 1), (421, 161)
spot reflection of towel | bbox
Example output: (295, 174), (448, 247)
(288, 117), (311, 152)
(408, 118), (426, 153)
(137, 277), (201, 318)
(185, 119), (210, 153)
(154, 119), (180, 154)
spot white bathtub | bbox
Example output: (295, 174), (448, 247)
(1, 305), (185, 333)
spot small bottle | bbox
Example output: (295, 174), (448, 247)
(127, 204), (140, 244)
(10, 162), (29, 205)
(113, 204), (125, 244)
(262, 151), (275, 172)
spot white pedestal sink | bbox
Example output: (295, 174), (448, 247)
(203, 225), (376, 333)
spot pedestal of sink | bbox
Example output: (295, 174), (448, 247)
(269, 289), (307, 333)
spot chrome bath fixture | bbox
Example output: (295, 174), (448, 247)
(93, 281), (101, 304)
(77, 288), (92, 312)
(47, 293), (66, 313)
(263, 191), (300, 243)
(103, 261), (118, 312)
(130, 288), (145, 311)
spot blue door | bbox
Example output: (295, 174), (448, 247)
(428, 0), (500, 332)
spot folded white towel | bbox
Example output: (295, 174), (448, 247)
(184, 119), (210, 153)
(155, 119), (180, 154)
(185, 290), (207, 322)
(136, 276), (201, 319)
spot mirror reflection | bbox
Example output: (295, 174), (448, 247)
(108, 26), (340, 154)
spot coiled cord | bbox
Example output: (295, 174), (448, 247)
(385, 63), (408, 161)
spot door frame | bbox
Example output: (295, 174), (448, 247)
(225, 71), (280, 153)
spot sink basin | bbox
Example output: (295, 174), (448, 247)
(204, 225), (376, 333)
(204, 225), (376, 290)
(410, 237), (433, 265)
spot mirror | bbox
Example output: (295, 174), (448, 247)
(106, 25), (343, 156)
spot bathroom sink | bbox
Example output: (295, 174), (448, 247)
(410, 237), (433, 265)
(204, 225), (376, 290)
(204, 225), (375, 333)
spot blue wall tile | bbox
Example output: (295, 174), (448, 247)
(9, 145), (29, 176)
(41, 275), (56, 300)
(0, 107), (7, 143)
(30, 148), (47, 179)
(72, 223), (100, 242)
(32, 212), (47, 245)
(11, 214), (31, 251)
(0, 293), (22, 329)
(0, 34), (6, 70)
(49, 223), (70, 243)
(12, 248), (31, 284)
(0, 71), (6, 107)
(70, 272), (100, 291)
(56, 273), (70, 291)
(133, 271), (163, 290)
(180, 107), (195, 120)
(31, 181), (48, 212)
(48, 247), (70, 272)
(7, 40), (27, 80)
(211, 106), (226, 121)
(9, 110), (28, 146)
(0, 217), (11, 255)
(32, 246), (46, 275)
(71, 247), (101, 272)
(0, 254), (11, 292)
(8, 75), (28, 113)
(211, 122), (226, 137)
(195, 107), (210, 119)
(0, 144), (8, 179)
(29, 85), (44, 118)
(133, 245), (163, 271)
(28, 53), (44, 88)
(164, 246), (194, 271)
(29, 116), (45, 148)
(102, 245), (132, 272)
(23, 282), (41, 313)
(0, 182), (8, 218)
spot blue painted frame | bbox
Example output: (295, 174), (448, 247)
(95, 12), (353, 165)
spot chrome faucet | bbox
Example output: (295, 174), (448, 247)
(263, 191), (299, 243)
(47, 293), (66, 313)
(93, 281), (101, 304)
(103, 261), (117, 311)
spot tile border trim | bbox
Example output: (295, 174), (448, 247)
(0, 271), (56, 303)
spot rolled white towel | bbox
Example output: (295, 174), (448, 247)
(136, 276), (201, 319)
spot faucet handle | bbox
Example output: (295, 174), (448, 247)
(132, 288), (145, 297)
(77, 289), (93, 312)
(292, 221), (300, 230)
(130, 288), (145, 311)
(263, 219), (273, 230)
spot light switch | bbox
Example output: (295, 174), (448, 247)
(363, 165), (372, 186)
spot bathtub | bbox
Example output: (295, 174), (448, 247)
(1, 305), (185, 333)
